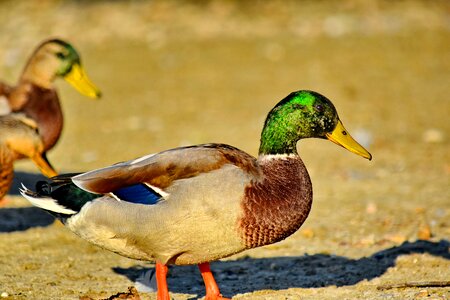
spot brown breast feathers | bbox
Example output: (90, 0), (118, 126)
(12, 84), (63, 151)
(239, 155), (313, 249)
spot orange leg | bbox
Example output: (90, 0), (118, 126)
(198, 262), (230, 300)
(155, 262), (170, 300)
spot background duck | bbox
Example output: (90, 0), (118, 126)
(21, 90), (371, 300)
(0, 39), (101, 152)
(0, 113), (57, 202)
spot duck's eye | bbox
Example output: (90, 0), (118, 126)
(314, 104), (324, 112)
(56, 52), (66, 59)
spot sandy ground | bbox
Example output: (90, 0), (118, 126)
(0, 1), (449, 299)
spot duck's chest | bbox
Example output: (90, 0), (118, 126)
(238, 155), (313, 249)
(17, 86), (63, 151)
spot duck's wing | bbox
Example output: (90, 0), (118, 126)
(72, 143), (261, 197)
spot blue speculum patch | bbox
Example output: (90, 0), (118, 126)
(113, 184), (161, 205)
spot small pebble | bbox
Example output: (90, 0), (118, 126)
(366, 202), (377, 214)
(0, 292), (8, 298)
(415, 289), (429, 298)
(415, 207), (426, 214)
(300, 228), (314, 238)
(417, 223), (432, 240)
(423, 129), (445, 143)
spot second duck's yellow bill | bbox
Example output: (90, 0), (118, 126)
(64, 63), (101, 99)
(32, 153), (58, 178)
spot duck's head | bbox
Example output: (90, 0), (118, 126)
(21, 39), (101, 98)
(259, 90), (372, 160)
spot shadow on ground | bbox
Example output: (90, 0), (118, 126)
(0, 171), (55, 233)
(113, 240), (449, 297)
(0, 206), (55, 232)
(9, 171), (48, 195)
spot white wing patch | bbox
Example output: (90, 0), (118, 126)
(108, 192), (122, 202)
(144, 183), (169, 198)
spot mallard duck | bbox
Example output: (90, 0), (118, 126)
(0, 113), (57, 201)
(21, 90), (371, 300)
(0, 39), (101, 152)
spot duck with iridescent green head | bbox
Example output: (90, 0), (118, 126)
(21, 90), (371, 300)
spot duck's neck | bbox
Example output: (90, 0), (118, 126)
(20, 55), (56, 90)
(258, 104), (306, 155)
(258, 121), (299, 156)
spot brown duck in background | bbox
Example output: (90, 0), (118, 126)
(0, 39), (101, 203)
(0, 39), (101, 152)
(0, 113), (57, 201)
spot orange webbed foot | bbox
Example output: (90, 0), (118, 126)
(199, 262), (230, 300)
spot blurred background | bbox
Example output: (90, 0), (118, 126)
(1, 0), (448, 171)
(0, 1), (448, 299)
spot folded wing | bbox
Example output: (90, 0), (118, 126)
(72, 143), (261, 197)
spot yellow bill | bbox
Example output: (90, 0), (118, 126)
(32, 153), (58, 178)
(326, 120), (372, 160)
(64, 63), (101, 98)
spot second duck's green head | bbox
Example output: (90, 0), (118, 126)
(259, 90), (372, 160)
(22, 39), (101, 98)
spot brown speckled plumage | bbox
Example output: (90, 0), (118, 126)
(239, 155), (312, 248)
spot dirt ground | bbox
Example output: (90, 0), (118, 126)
(0, 1), (449, 299)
